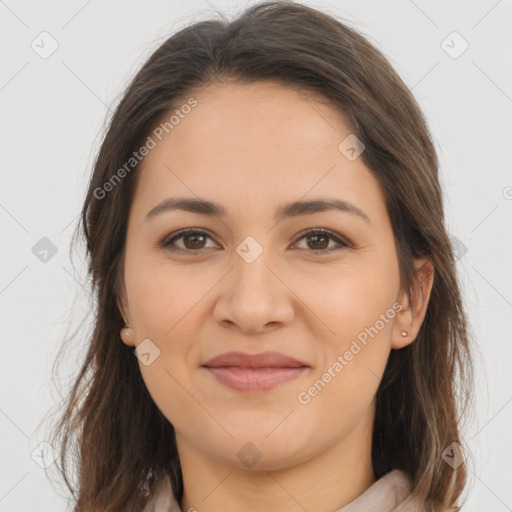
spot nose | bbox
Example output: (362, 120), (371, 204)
(212, 246), (295, 334)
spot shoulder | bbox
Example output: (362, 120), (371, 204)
(339, 469), (422, 512)
(142, 475), (182, 512)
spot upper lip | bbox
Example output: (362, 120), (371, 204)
(202, 351), (309, 368)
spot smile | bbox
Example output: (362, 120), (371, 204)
(201, 350), (310, 392)
(203, 366), (308, 392)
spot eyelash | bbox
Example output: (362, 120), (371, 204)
(161, 228), (351, 255)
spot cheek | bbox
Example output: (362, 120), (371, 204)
(295, 254), (399, 402)
(297, 315), (392, 434)
(126, 252), (208, 337)
(126, 256), (211, 425)
(138, 360), (194, 432)
(295, 258), (400, 343)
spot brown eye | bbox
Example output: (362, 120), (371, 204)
(162, 228), (349, 255)
(305, 233), (329, 250)
(294, 229), (349, 253)
(182, 232), (207, 250)
(162, 229), (216, 253)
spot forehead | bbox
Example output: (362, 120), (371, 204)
(130, 80), (388, 229)
(171, 80), (351, 150)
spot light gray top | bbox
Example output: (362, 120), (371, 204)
(143, 469), (425, 511)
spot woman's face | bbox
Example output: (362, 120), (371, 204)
(119, 80), (429, 472)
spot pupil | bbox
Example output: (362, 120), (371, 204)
(185, 233), (204, 249)
(309, 234), (328, 250)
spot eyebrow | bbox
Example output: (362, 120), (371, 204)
(145, 196), (371, 224)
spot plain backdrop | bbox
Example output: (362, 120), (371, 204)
(1, 0), (511, 510)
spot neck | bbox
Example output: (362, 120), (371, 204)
(176, 411), (376, 512)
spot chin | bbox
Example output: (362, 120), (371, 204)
(204, 424), (312, 466)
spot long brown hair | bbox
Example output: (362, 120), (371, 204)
(49, 1), (474, 510)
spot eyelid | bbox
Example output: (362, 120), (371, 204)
(292, 228), (350, 251)
(161, 227), (351, 253)
(161, 228), (219, 252)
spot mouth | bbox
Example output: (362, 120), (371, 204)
(201, 351), (310, 392)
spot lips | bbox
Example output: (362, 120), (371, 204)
(202, 351), (308, 369)
(201, 351), (309, 392)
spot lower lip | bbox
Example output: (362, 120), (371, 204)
(203, 366), (308, 392)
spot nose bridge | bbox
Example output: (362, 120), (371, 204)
(213, 234), (294, 331)
(232, 233), (278, 296)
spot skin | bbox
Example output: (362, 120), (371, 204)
(118, 80), (434, 512)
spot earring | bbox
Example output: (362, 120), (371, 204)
(401, 330), (408, 337)
(123, 326), (133, 336)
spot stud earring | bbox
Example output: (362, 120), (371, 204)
(123, 326), (133, 337)
(401, 330), (408, 337)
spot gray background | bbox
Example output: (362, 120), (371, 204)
(1, 0), (511, 510)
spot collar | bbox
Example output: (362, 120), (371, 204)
(143, 469), (422, 511)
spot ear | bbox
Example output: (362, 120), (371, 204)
(391, 258), (434, 350)
(117, 294), (136, 347)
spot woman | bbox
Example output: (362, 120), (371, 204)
(51, 1), (473, 511)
